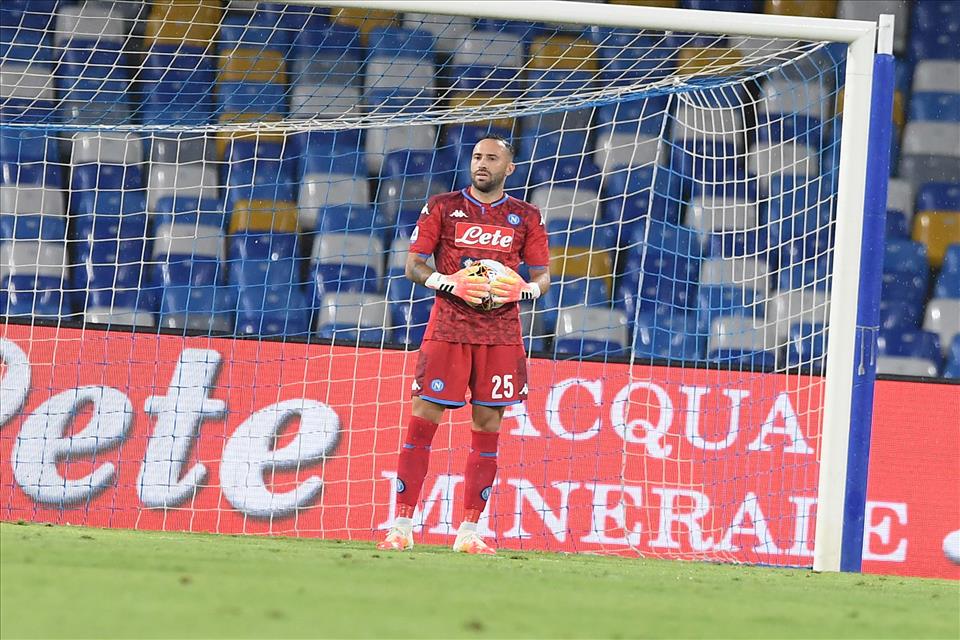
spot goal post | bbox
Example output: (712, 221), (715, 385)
(0, 0), (896, 572)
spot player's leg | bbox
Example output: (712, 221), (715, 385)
(452, 343), (528, 555)
(379, 340), (470, 551)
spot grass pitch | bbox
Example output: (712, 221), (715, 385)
(1, 522), (957, 639)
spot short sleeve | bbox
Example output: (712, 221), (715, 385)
(408, 200), (441, 256)
(521, 207), (550, 269)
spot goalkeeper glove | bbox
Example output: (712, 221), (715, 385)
(490, 268), (542, 304)
(425, 268), (490, 306)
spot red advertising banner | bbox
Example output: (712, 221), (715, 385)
(1, 324), (957, 579)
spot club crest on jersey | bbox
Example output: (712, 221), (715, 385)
(430, 378), (445, 392)
(507, 213), (521, 226)
(454, 222), (514, 252)
(449, 209), (467, 218)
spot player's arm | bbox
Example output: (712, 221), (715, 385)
(490, 207), (551, 304)
(405, 253), (490, 306)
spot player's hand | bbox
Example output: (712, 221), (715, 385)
(490, 267), (541, 304)
(425, 268), (490, 306)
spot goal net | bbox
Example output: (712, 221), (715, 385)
(0, 1), (884, 568)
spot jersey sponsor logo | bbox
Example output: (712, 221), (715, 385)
(453, 223), (515, 252)
(449, 209), (467, 218)
(430, 378), (445, 392)
(507, 213), (521, 226)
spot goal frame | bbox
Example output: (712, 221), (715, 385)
(252, 0), (893, 571)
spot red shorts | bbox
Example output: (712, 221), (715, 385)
(412, 340), (528, 407)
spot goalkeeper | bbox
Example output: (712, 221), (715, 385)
(378, 135), (550, 555)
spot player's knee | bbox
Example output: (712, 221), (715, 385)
(471, 406), (504, 432)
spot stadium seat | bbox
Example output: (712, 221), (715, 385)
(330, 7), (399, 44)
(145, 1), (221, 48)
(707, 315), (776, 368)
(375, 150), (455, 238)
(683, 1), (760, 12)
(311, 232), (384, 297)
(909, 92), (960, 123)
(777, 236), (832, 291)
(883, 239), (929, 277)
(152, 202), (230, 332)
(879, 298), (923, 331)
(633, 310), (704, 362)
(699, 256), (771, 298)
(402, 13), (475, 57)
(877, 329), (942, 364)
(676, 42), (743, 76)
(945, 334), (960, 378)
(913, 212), (960, 269)
(0, 239), (70, 317)
(923, 298), (960, 357)
(875, 356), (939, 378)
(883, 272), (930, 309)
(766, 288), (830, 343)
(910, 1), (960, 61)
(601, 166), (685, 235)
(912, 60), (960, 96)
(140, 45), (216, 126)
(589, 28), (677, 87)
(899, 122), (960, 188)
(364, 121), (436, 175)
(553, 306), (630, 357)
(529, 159), (602, 225)
(764, 0), (836, 18)
(315, 291), (390, 343)
(534, 278), (609, 333)
(758, 78), (827, 147)
(917, 182), (960, 211)
(748, 141), (819, 190)
(593, 97), (669, 172)
(71, 132), (142, 166)
(885, 177), (915, 233)
(764, 174), (833, 247)
(695, 284), (763, 334)
(784, 322), (827, 369)
(684, 181), (759, 238)
(363, 27), (434, 109)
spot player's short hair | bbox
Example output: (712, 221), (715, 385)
(476, 133), (516, 159)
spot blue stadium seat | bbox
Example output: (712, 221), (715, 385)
(682, 0), (760, 11)
(764, 174), (833, 247)
(879, 298), (923, 330)
(311, 232), (384, 297)
(777, 237), (833, 291)
(363, 26), (435, 110)
(588, 28), (677, 86)
(945, 334), (960, 378)
(695, 285), (762, 334)
(883, 239), (929, 276)
(603, 168), (685, 235)
(917, 182), (960, 212)
(140, 45), (216, 126)
(785, 322), (827, 369)
(882, 271), (930, 308)
(877, 329), (942, 363)
(224, 139), (296, 209)
(375, 149), (455, 237)
(633, 310), (704, 362)
(909, 92), (960, 123)
(535, 278), (609, 333)
(315, 291), (389, 344)
(229, 232), (309, 337)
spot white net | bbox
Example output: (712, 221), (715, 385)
(0, 1), (849, 565)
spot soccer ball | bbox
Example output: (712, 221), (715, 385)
(944, 529), (960, 565)
(466, 259), (509, 311)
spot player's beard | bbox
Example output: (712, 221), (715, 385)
(470, 169), (505, 194)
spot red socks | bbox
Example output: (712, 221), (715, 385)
(395, 416), (439, 514)
(463, 430), (499, 518)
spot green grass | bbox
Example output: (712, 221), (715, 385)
(1, 522), (957, 639)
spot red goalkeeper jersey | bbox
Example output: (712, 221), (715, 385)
(408, 188), (550, 345)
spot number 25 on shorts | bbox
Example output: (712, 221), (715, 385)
(491, 374), (514, 399)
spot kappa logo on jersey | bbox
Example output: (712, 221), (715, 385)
(411, 379), (421, 392)
(449, 209), (467, 218)
(420, 204), (429, 215)
(410, 226), (419, 243)
(507, 213), (521, 226)
(453, 223), (515, 252)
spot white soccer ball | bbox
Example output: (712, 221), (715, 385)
(944, 529), (960, 565)
(468, 259), (510, 311)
